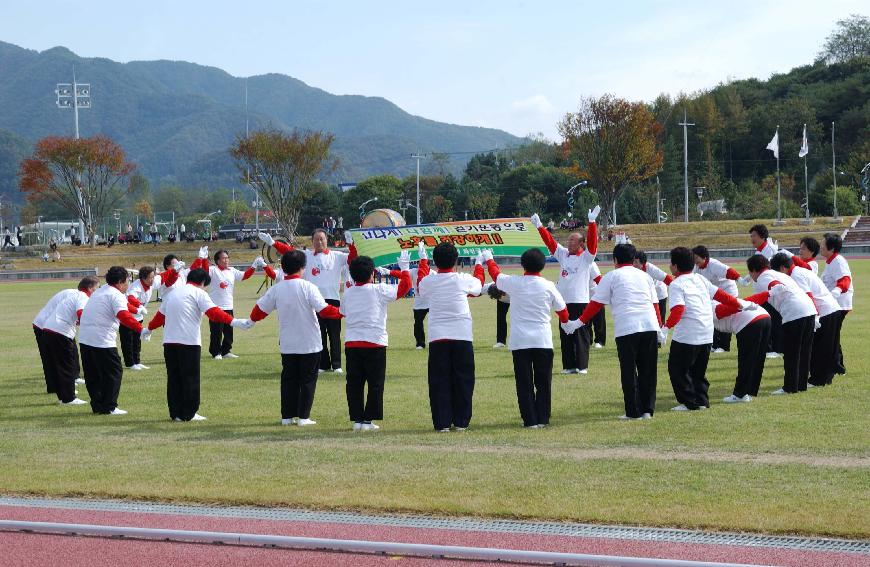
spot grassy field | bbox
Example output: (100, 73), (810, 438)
(0, 260), (868, 539)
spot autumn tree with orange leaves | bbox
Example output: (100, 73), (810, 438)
(558, 95), (663, 226)
(19, 135), (136, 248)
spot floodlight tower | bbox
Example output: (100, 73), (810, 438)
(55, 69), (91, 238)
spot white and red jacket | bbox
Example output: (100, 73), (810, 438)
(786, 265), (840, 318)
(147, 283), (234, 346)
(197, 258), (255, 310)
(641, 261), (671, 300)
(537, 222), (598, 304)
(665, 272), (742, 346)
(751, 270), (817, 323)
(694, 257), (740, 297)
(43, 289), (91, 339)
(79, 284), (143, 348)
(33, 289), (78, 329)
(821, 253), (853, 311)
(272, 241), (357, 301)
(754, 237), (778, 260)
(416, 259), (484, 342)
(486, 261), (568, 351)
(127, 279), (154, 322)
(580, 265), (660, 338)
(409, 267), (430, 310)
(250, 275), (342, 354)
(341, 270), (412, 347)
(712, 300), (770, 335)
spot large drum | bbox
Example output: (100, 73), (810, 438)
(361, 208), (406, 228)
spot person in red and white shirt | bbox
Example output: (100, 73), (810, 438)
(820, 232), (852, 376)
(749, 224), (779, 260)
(417, 242), (485, 431)
(770, 252), (841, 387)
(78, 266), (145, 415)
(564, 243), (661, 420)
(143, 268), (254, 421)
(341, 252), (412, 431)
(747, 254), (817, 394)
(485, 248), (568, 428)
(532, 206), (600, 374)
(747, 224), (784, 358)
(122, 266), (156, 370)
(33, 284), (86, 395)
(712, 296), (771, 403)
(194, 246), (262, 360)
(659, 247), (750, 411)
(691, 245), (741, 353)
(588, 261), (606, 348)
(260, 229), (357, 373)
(409, 262), (430, 349)
(799, 237), (821, 274)
(156, 254), (191, 299)
(249, 249), (343, 426)
(633, 250), (672, 324)
(40, 276), (100, 405)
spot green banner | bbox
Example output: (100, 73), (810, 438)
(348, 218), (548, 267)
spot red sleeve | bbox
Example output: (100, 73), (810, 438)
(417, 258), (430, 285)
(486, 259), (500, 282)
(161, 268), (179, 288)
(715, 303), (739, 319)
(347, 243), (358, 263)
(318, 305), (343, 319)
(76, 309), (83, 325)
(472, 264), (485, 286)
(767, 280), (781, 291)
(205, 306), (233, 325)
(190, 258), (207, 271)
(712, 289), (741, 310)
(116, 309), (143, 333)
(579, 301), (604, 325)
(586, 221), (598, 256)
(273, 241), (293, 255)
(127, 303), (139, 314)
(725, 268), (740, 280)
(653, 302), (662, 326)
(807, 292), (819, 314)
(537, 226), (558, 255)
(745, 291), (770, 305)
(556, 307), (569, 324)
(593, 275), (602, 284)
(264, 265), (276, 280)
(791, 256), (811, 270)
(250, 305), (269, 322)
(836, 276), (851, 293)
(242, 267), (255, 280)
(664, 304), (685, 328)
(392, 270), (412, 299)
(148, 311), (166, 330)
(127, 295), (141, 308)
(663, 274), (674, 286)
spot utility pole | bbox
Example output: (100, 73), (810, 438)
(411, 152), (424, 224)
(679, 109), (694, 223)
(832, 122), (840, 222)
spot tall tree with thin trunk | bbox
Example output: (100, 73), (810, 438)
(230, 128), (336, 241)
(19, 135), (136, 248)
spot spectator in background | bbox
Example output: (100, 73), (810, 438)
(2, 228), (11, 249)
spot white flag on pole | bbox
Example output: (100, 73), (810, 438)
(799, 124), (809, 157)
(766, 130), (779, 159)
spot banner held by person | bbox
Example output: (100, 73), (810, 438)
(347, 218), (548, 267)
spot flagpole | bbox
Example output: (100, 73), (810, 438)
(775, 126), (782, 225)
(832, 122), (840, 221)
(803, 154), (812, 224)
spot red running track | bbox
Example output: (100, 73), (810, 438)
(0, 505), (867, 567)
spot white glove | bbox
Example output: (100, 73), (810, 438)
(230, 318), (255, 330)
(171, 259), (186, 271)
(830, 287), (843, 298)
(738, 274), (753, 287)
(344, 231), (353, 245)
(417, 242), (428, 261)
(398, 250), (411, 271)
(481, 249), (494, 263)
(588, 205), (601, 223)
(198, 245), (209, 259)
(474, 251), (485, 266)
(657, 326), (670, 346)
(768, 238), (778, 253)
(140, 328), (152, 342)
(738, 299), (759, 311)
(252, 256), (266, 269)
(375, 266), (391, 276)
(530, 213), (543, 229)
(137, 306), (148, 316)
(814, 316), (821, 332)
(258, 232), (275, 246)
(560, 319), (583, 334)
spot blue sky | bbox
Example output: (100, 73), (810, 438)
(2, 1), (865, 140)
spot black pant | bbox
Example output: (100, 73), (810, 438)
(781, 315), (814, 393)
(615, 331), (658, 418)
(512, 348), (553, 426)
(560, 302), (590, 371)
(590, 305), (606, 346)
(496, 301), (510, 344)
(281, 352), (321, 419)
(668, 341), (711, 410)
(119, 324), (142, 367)
(208, 309), (234, 357)
(43, 331), (79, 403)
(318, 299), (342, 370)
(809, 313), (839, 386)
(428, 340), (475, 430)
(712, 329), (732, 352)
(34, 326), (56, 394)
(80, 344), (123, 414)
(413, 308), (428, 348)
(345, 347), (386, 422)
(762, 302), (783, 353)
(834, 310), (847, 375)
(658, 298), (668, 325)
(164, 344), (201, 420)
(734, 318), (771, 397)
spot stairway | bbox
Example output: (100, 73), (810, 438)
(843, 216), (869, 245)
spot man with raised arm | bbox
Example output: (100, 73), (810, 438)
(531, 205), (600, 375)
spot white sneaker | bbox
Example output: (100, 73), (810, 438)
(765, 352), (780, 359)
(126, 365), (139, 370)
(213, 354), (223, 360)
(524, 424), (540, 429)
(60, 398), (87, 405)
(223, 353), (239, 359)
(493, 342), (506, 349)
(641, 413), (652, 419)
(722, 395), (742, 403)
(173, 417), (183, 422)
(191, 413), (207, 421)
(333, 368), (343, 374)
(361, 422), (380, 431)
(807, 383), (816, 389)
(561, 368), (578, 374)
(281, 418), (296, 426)
(593, 343), (603, 349)
(741, 394), (753, 402)
(437, 428), (451, 433)
(578, 368), (588, 374)
(297, 418), (317, 426)
(109, 408), (128, 415)
(318, 369), (325, 373)
(75, 378), (85, 385)
(453, 426), (467, 431)
(618, 414), (641, 420)
(352, 422), (363, 431)
(771, 388), (787, 395)
(135, 364), (150, 370)
(712, 348), (725, 354)
(415, 346), (424, 350)
(670, 404), (689, 411)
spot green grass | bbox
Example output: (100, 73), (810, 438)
(1, 262), (868, 538)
